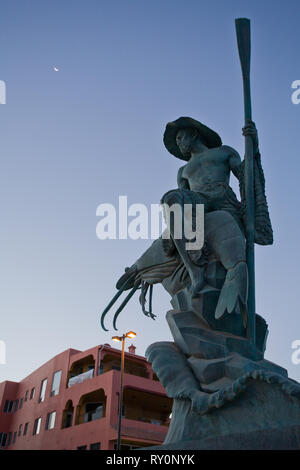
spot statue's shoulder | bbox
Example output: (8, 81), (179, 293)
(220, 145), (241, 160)
(177, 164), (186, 175)
(177, 164), (188, 181)
(177, 164), (189, 189)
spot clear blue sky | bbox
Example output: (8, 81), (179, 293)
(1, 0), (300, 383)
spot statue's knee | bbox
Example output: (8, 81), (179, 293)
(161, 190), (181, 206)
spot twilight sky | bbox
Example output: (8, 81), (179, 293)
(1, 0), (300, 383)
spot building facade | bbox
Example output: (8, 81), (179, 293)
(0, 343), (172, 450)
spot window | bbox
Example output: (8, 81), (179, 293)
(12, 432), (17, 444)
(33, 417), (42, 435)
(50, 370), (62, 397)
(30, 388), (35, 400)
(18, 424), (22, 436)
(62, 401), (74, 429)
(6, 432), (12, 446)
(13, 400), (19, 412)
(64, 411), (73, 428)
(0, 433), (7, 447)
(4, 400), (14, 413)
(24, 423), (29, 436)
(24, 390), (29, 402)
(150, 419), (162, 425)
(113, 443), (142, 450)
(39, 379), (47, 403)
(90, 442), (101, 450)
(45, 411), (56, 430)
(19, 398), (23, 409)
(77, 445), (87, 450)
(84, 403), (103, 423)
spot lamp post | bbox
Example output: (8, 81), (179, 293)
(112, 330), (136, 451)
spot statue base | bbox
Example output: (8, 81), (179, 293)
(146, 427), (300, 450)
(155, 379), (300, 449)
(145, 307), (300, 450)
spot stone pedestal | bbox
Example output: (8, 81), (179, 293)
(145, 307), (300, 450)
(160, 379), (300, 449)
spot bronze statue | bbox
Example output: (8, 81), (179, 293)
(100, 18), (300, 449)
(101, 116), (272, 333)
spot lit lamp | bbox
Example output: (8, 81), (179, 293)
(125, 331), (136, 339)
(112, 331), (137, 450)
(112, 336), (121, 342)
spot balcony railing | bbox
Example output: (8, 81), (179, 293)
(68, 369), (94, 388)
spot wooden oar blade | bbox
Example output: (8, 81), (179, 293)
(235, 18), (251, 79)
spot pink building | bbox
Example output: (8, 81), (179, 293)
(0, 343), (172, 450)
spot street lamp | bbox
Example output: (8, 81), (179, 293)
(112, 330), (136, 451)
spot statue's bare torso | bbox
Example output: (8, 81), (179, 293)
(179, 145), (241, 192)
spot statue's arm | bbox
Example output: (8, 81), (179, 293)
(177, 165), (190, 190)
(224, 145), (246, 202)
(224, 146), (242, 180)
(227, 121), (260, 179)
(226, 120), (263, 188)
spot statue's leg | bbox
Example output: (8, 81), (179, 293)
(205, 210), (248, 326)
(160, 189), (206, 298)
(205, 210), (245, 268)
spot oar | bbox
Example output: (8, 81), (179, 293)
(235, 18), (256, 345)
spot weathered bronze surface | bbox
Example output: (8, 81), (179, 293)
(101, 18), (300, 449)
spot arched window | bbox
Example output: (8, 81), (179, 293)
(61, 400), (74, 429)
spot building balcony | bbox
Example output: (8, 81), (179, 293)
(68, 369), (94, 388)
(119, 418), (169, 444)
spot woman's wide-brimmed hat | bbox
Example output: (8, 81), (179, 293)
(163, 116), (222, 161)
